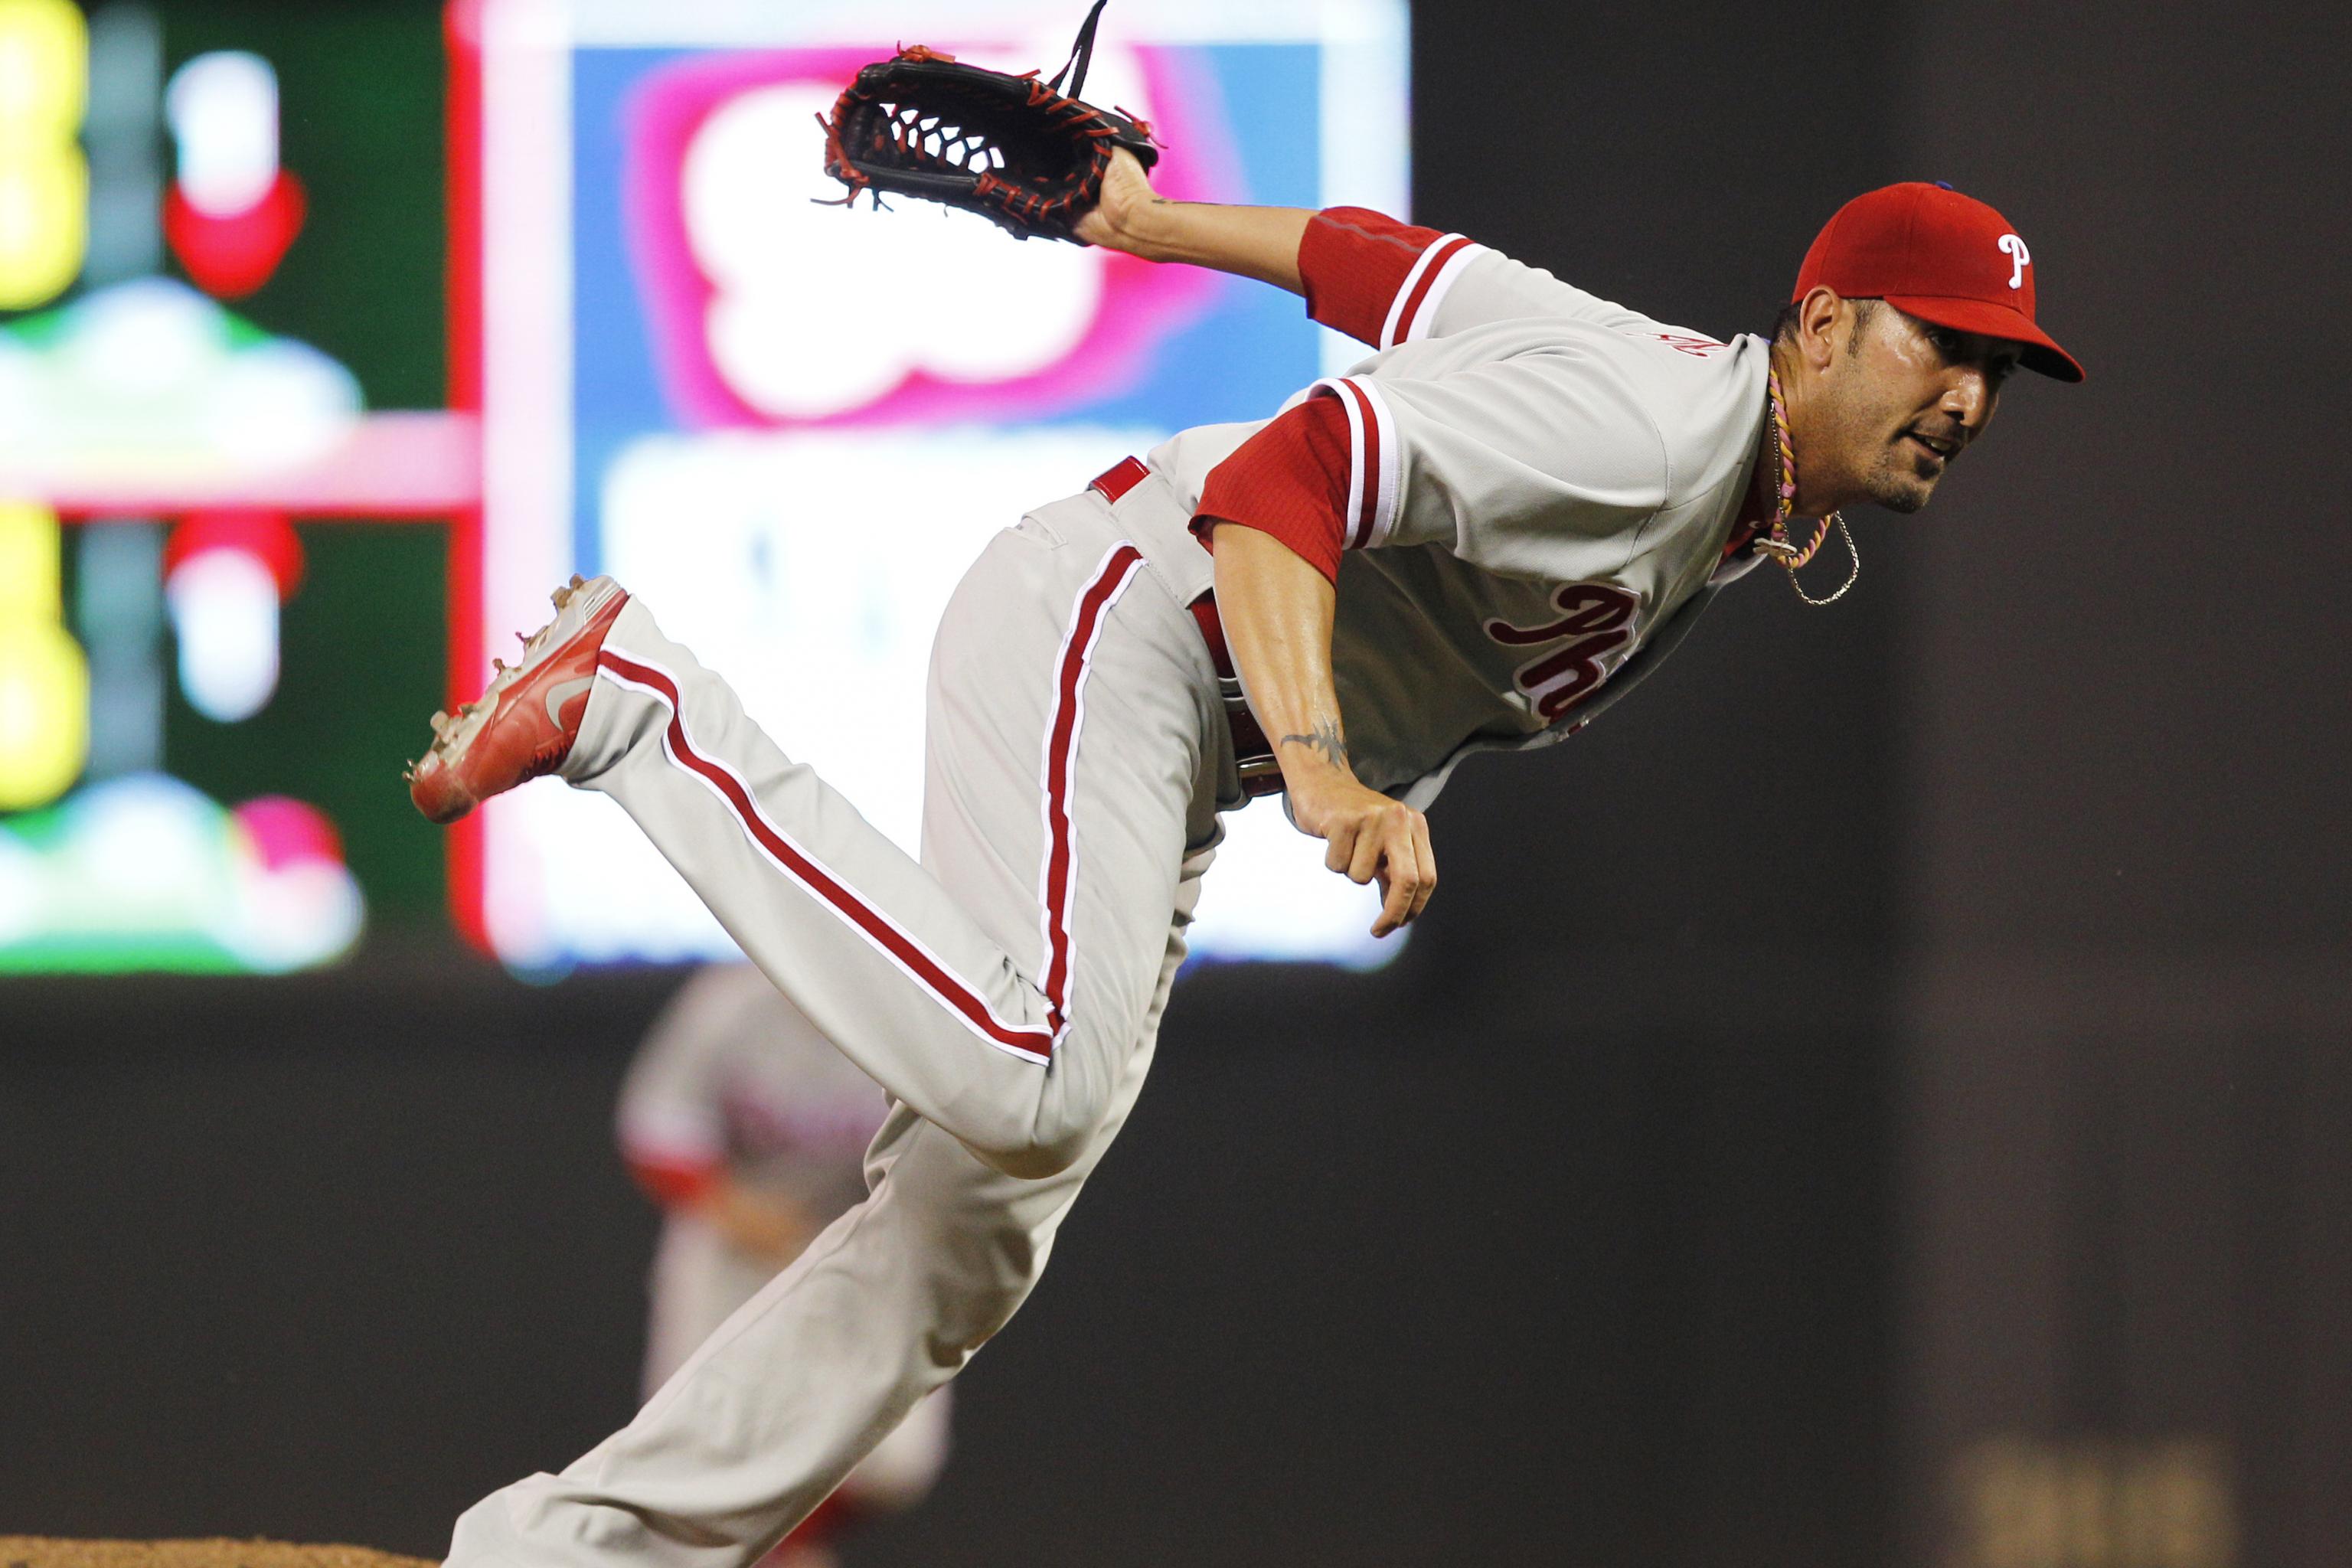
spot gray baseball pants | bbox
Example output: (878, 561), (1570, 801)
(446, 484), (1233, 1568)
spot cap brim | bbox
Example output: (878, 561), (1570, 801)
(1883, 293), (2085, 383)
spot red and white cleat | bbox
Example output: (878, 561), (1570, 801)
(406, 574), (629, 825)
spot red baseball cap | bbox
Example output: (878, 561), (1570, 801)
(1794, 181), (2083, 382)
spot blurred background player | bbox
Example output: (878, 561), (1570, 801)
(616, 962), (952, 1568)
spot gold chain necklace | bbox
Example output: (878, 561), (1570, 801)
(1759, 371), (1860, 606)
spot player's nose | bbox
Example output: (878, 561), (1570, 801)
(1943, 369), (1993, 433)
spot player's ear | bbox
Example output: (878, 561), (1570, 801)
(1793, 286), (1844, 373)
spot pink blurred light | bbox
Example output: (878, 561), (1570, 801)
(621, 45), (1236, 432)
(230, 795), (345, 871)
(23, 412), (482, 518)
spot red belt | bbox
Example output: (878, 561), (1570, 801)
(1090, 458), (1285, 797)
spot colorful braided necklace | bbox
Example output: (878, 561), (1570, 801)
(1759, 370), (1860, 606)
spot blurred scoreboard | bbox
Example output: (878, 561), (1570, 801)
(453, 0), (1413, 970)
(0, 0), (462, 973)
(0, 0), (1410, 975)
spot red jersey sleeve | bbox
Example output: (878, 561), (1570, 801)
(1191, 394), (1352, 583)
(1299, 207), (1487, 350)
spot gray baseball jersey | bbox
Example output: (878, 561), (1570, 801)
(1148, 211), (1772, 806)
(446, 207), (1777, 1568)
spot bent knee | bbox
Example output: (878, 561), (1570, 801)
(954, 1078), (1103, 1180)
(974, 1123), (1089, 1181)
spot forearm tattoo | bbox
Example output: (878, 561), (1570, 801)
(1279, 720), (1349, 769)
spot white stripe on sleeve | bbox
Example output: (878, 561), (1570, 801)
(1377, 233), (1466, 350)
(1353, 378), (1403, 547)
(1310, 376), (1369, 546)
(1398, 240), (1488, 344)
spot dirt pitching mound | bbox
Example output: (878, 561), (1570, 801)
(0, 1542), (434, 1568)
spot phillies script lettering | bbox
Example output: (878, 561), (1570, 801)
(1645, 331), (1727, 359)
(1485, 583), (1638, 722)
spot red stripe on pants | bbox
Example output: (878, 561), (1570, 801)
(595, 648), (1057, 1062)
(1037, 544), (1148, 1038)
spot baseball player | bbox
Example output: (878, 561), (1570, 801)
(413, 152), (2080, 1567)
(617, 962), (952, 1568)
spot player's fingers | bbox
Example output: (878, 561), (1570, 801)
(1076, 149), (1155, 247)
(1367, 809), (1429, 935)
(1406, 814), (1438, 921)
(1371, 839), (1419, 936)
(1324, 819), (1361, 878)
(1348, 817), (1387, 886)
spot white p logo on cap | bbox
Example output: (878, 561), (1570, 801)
(1998, 233), (2030, 289)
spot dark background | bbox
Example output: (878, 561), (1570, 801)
(3, 2), (2346, 1566)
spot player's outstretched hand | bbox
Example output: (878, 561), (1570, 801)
(1070, 146), (1313, 292)
(1287, 773), (1436, 938)
(1073, 146), (1156, 252)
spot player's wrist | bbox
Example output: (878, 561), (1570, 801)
(1275, 748), (1361, 811)
(1104, 192), (1181, 261)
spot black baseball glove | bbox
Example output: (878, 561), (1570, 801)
(818, 0), (1159, 243)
